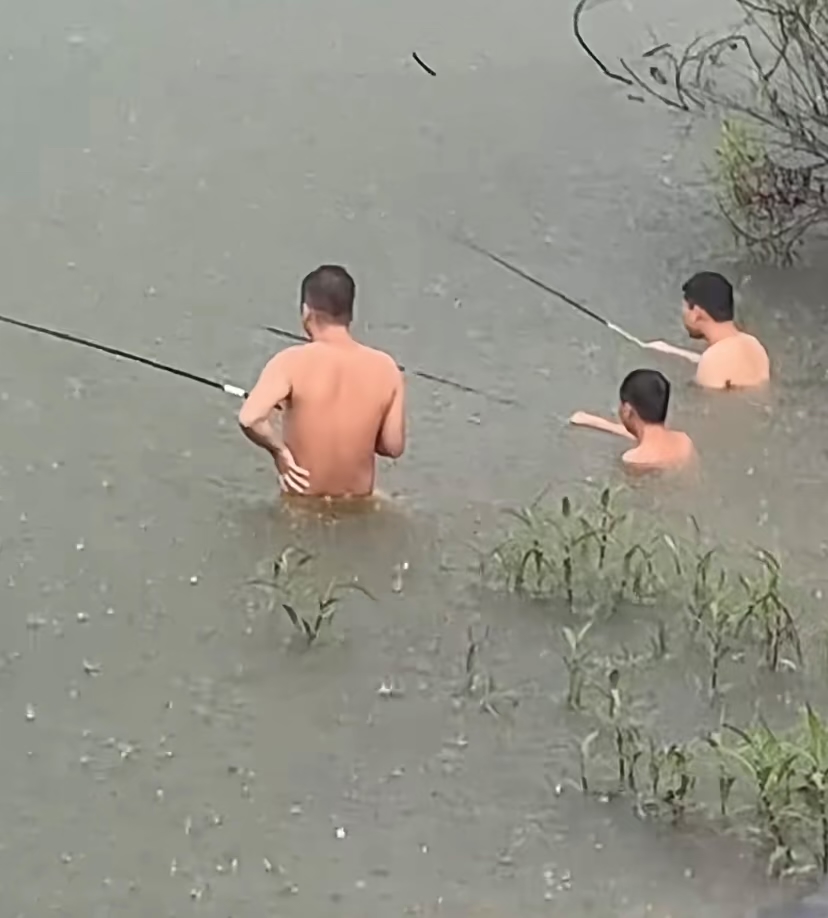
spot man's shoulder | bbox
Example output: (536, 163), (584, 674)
(358, 344), (402, 376)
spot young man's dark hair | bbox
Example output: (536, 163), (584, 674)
(619, 368), (670, 424)
(681, 271), (734, 323)
(300, 265), (355, 324)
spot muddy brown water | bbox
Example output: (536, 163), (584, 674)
(2, 0), (828, 915)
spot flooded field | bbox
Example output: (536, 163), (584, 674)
(1, 0), (828, 915)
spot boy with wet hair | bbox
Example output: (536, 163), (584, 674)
(570, 368), (695, 470)
(644, 271), (770, 390)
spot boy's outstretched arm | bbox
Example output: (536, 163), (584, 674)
(569, 411), (636, 440)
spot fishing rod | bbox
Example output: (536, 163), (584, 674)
(263, 325), (517, 406)
(0, 313), (248, 398)
(459, 238), (647, 348)
(0, 312), (515, 409)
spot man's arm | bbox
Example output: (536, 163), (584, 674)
(569, 411), (636, 440)
(375, 370), (406, 459)
(644, 340), (703, 364)
(238, 351), (293, 456)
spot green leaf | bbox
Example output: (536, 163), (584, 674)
(282, 603), (300, 630)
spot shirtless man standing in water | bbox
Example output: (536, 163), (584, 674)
(644, 271), (770, 390)
(239, 265), (406, 497)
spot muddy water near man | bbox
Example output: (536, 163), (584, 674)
(1, 0), (828, 915)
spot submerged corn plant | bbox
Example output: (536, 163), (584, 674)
(577, 668), (651, 797)
(710, 720), (799, 874)
(561, 621), (595, 710)
(699, 597), (745, 702)
(459, 624), (519, 718)
(738, 550), (803, 673)
(484, 494), (558, 596)
(684, 546), (731, 637)
(644, 740), (698, 825)
(249, 546), (374, 646)
(789, 706), (828, 874)
(483, 485), (667, 610)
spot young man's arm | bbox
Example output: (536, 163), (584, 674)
(644, 340), (703, 364)
(375, 370), (406, 459)
(569, 411), (636, 440)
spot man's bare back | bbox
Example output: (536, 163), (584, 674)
(239, 265), (406, 499)
(277, 339), (404, 497)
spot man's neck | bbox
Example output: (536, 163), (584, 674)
(703, 320), (739, 346)
(310, 323), (353, 345)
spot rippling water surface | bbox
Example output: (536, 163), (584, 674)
(1, 0), (827, 915)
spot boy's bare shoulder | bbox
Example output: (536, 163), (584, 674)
(621, 431), (696, 471)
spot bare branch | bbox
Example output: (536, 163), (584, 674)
(571, 0), (828, 261)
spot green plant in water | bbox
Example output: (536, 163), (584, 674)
(485, 493), (557, 596)
(699, 596), (745, 702)
(713, 708), (828, 875)
(790, 705), (828, 875)
(684, 546), (730, 636)
(561, 621), (595, 710)
(460, 624), (519, 718)
(738, 550), (803, 673)
(711, 720), (798, 874)
(645, 740), (698, 825)
(551, 492), (609, 610)
(649, 620), (669, 661)
(251, 546), (374, 646)
(484, 486), (662, 609)
(462, 624), (491, 696)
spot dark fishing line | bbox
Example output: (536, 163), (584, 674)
(458, 238), (646, 347)
(0, 313), (248, 398)
(264, 325), (517, 406)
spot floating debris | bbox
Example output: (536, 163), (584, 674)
(377, 680), (405, 699)
(335, 827), (347, 840)
(391, 561), (409, 593)
(189, 575), (199, 585)
(25, 704), (36, 722)
(82, 659), (101, 676)
(76, 612), (89, 623)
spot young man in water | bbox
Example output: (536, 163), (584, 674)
(570, 368), (695, 470)
(238, 265), (406, 497)
(645, 271), (770, 390)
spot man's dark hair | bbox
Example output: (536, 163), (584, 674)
(300, 265), (355, 324)
(681, 271), (734, 323)
(619, 368), (670, 424)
